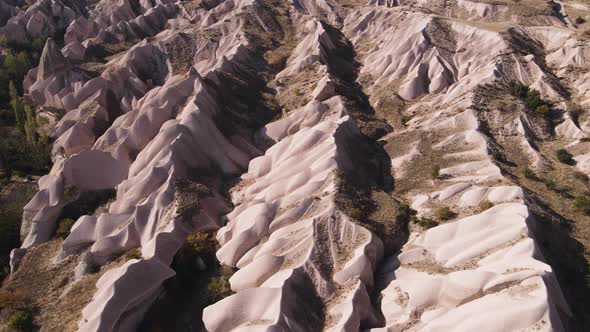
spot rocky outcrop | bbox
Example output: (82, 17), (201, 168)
(3, 0), (590, 331)
(204, 95), (384, 331)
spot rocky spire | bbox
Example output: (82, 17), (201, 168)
(36, 38), (67, 80)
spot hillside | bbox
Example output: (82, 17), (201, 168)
(0, 0), (589, 331)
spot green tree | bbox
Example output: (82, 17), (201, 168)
(556, 149), (575, 165)
(3, 50), (30, 80)
(9, 80), (24, 131)
(7, 310), (32, 331)
(23, 104), (36, 144)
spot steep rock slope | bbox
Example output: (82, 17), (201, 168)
(1, 0), (589, 331)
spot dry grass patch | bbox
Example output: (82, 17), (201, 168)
(1, 240), (127, 331)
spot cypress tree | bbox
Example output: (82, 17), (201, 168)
(8, 81), (24, 132)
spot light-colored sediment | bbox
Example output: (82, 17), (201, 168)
(2, 0), (590, 331)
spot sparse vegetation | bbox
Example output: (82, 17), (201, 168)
(508, 81), (552, 118)
(0, 290), (28, 310)
(182, 0), (202, 11)
(139, 229), (235, 330)
(434, 206), (456, 221)
(63, 184), (78, 200)
(59, 188), (116, 221)
(175, 180), (212, 220)
(174, 232), (219, 277)
(577, 16), (586, 25)
(347, 207), (363, 220)
(7, 310), (32, 331)
(574, 196), (590, 215)
(185, 232), (217, 255)
(124, 248), (142, 260)
(397, 204), (413, 222)
(431, 165), (441, 179)
(534, 104), (550, 117)
(401, 114), (413, 126)
(55, 218), (75, 238)
(88, 261), (101, 274)
(522, 167), (535, 179)
(580, 137), (590, 142)
(556, 149), (575, 165)
(546, 179), (558, 191)
(478, 199), (494, 212)
(334, 170), (374, 222)
(411, 216), (438, 229)
(207, 275), (233, 302)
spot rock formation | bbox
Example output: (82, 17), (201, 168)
(1, 0), (590, 331)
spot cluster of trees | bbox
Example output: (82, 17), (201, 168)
(0, 36), (52, 177)
(0, 36), (51, 284)
(509, 81), (552, 117)
(0, 35), (46, 114)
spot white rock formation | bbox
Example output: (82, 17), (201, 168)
(2, 0), (588, 331)
(374, 204), (568, 332)
(204, 95), (384, 331)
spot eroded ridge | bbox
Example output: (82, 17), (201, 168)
(2, 0), (590, 331)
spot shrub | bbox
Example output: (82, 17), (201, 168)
(31, 37), (46, 53)
(534, 105), (550, 117)
(546, 179), (558, 191)
(431, 165), (441, 179)
(411, 216), (438, 229)
(0, 290), (27, 310)
(208, 275), (233, 302)
(124, 248), (142, 260)
(184, 0), (203, 10)
(509, 81), (529, 98)
(524, 89), (543, 110)
(7, 311), (32, 331)
(347, 207), (364, 220)
(576, 16), (586, 24)
(63, 184), (78, 199)
(185, 232), (217, 255)
(581, 137), (590, 142)
(508, 81), (551, 116)
(434, 206), (455, 221)
(522, 167), (535, 179)
(397, 204), (415, 221)
(556, 149), (575, 165)
(574, 196), (590, 215)
(401, 115), (413, 126)
(55, 218), (75, 238)
(478, 200), (494, 212)
(87, 261), (101, 274)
